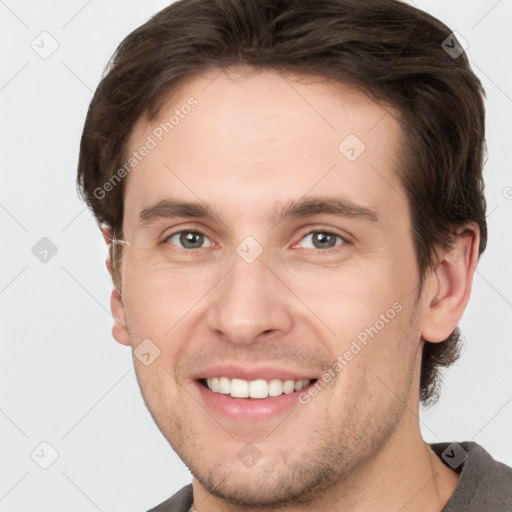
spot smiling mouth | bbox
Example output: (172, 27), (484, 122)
(199, 377), (317, 399)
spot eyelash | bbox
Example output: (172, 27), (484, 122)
(163, 230), (217, 251)
(161, 228), (348, 254)
(295, 231), (347, 254)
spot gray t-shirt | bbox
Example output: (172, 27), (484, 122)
(147, 441), (512, 511)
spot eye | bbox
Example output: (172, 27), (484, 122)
(165, 230), (213, 249)
(297, 231), (345, 250)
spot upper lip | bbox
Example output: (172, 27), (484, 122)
(188, 364), (318, 383)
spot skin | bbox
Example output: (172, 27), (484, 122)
(104, 67), (479, 511)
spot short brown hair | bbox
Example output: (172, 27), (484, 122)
(77, 0), (487, 406)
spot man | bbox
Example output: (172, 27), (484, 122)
(77, 0), (512, 510)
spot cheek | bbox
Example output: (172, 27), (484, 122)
(326, 301), (420, 426)
(287, 259), (418, 391)
(121, 259), (210, 336)
(285, 262), (405, 335)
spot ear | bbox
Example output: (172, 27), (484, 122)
(101, 224), (130, 347)
(100, 224), (114, 275)
(421, 223), (480, 343)
(110, 288), (131, 346)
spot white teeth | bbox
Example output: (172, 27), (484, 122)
(294, 379), (308, 391)
(204, 377), (312, 399)
(268, 379), (283, 397)
(282, 380), (295, 394)
(219, 377), (231, 394)
(230, 378), (249, 398)
(249, 379), (268, 399)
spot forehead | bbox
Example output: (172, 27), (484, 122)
(123, 68), (406, 228)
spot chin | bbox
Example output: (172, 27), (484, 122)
(183, 445), (343, 509)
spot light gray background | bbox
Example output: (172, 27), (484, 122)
(1, 1), (511, 511)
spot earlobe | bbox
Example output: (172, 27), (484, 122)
(110, 288), (131, 346)
(421, 224), (480, 343)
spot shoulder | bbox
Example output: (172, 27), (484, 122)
(430, 441), (512, 511)
(145, 484), (193, 512)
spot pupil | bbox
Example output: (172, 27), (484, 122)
(314, 232), (335, 249)
(181, 232), (203, 248)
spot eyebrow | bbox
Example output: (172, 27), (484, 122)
(138, 199), (217, 226)
(137, 195), (379, 227)
(278, 196), (378, 224)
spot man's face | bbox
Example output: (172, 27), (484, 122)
(116, 68), (426, 506)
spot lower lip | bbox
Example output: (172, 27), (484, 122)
(193, 380), (314, 423)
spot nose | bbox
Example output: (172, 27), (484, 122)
(206, 251), (294, 345)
